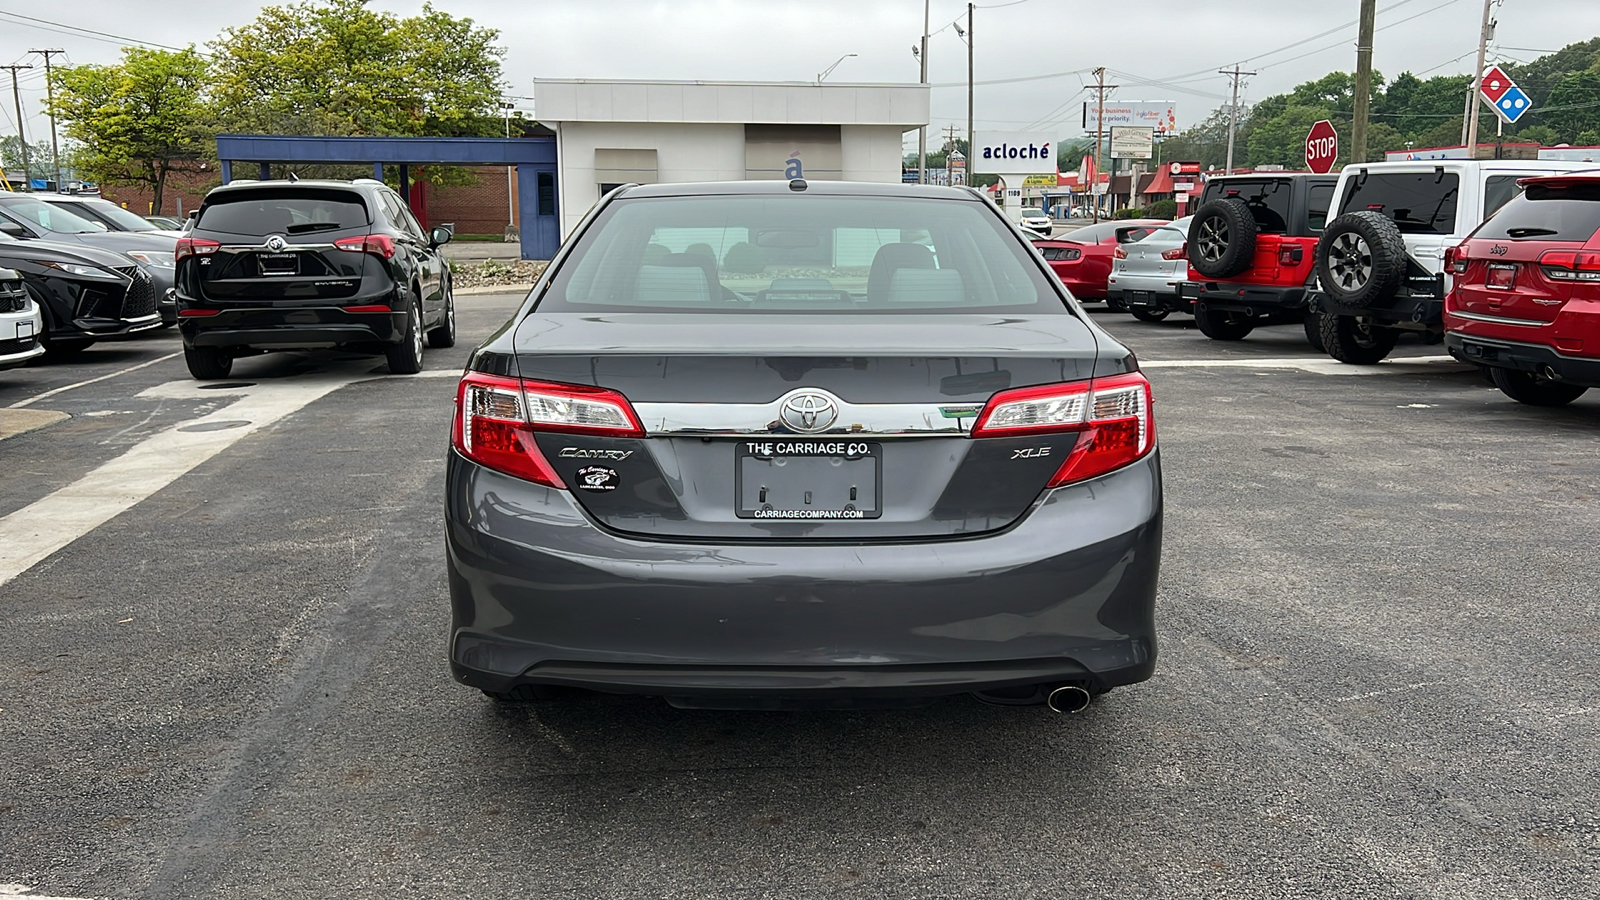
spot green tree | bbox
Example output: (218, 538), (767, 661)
(0, 137), (56, 181)
(49, 47), (211, 214)
(209, 0), (505, 138)
(1541, 71), (1600, 143)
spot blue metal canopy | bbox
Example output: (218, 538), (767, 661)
(212, 134), (559, 260)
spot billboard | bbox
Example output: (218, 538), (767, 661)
(1110, 126), (1154, 160)
(1083, 102), (1179, 135)
(972, 131), (1056, 176)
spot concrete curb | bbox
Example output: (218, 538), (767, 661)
(456, 284), (534, 296)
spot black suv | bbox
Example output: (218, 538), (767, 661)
(174, 179), (455, 379)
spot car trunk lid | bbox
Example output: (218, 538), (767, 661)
(510, 313), (1105, 541)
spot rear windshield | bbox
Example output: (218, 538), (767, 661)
(0, 197), (106, 234)
(1338, 171), (1460, 234)
(196, 189), (370, 236)
(537, 194), (1064, 314)
(1201, 179), (1293, 233)
(51, 198), (159, 232)
(1473, 181), (1600, 242)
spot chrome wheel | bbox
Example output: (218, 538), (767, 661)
(1195, 216), (1229, 263)
(1328, 232), (1372, 292)
(410, 301), (425, 364)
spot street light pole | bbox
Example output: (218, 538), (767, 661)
(967, 3), (974, 170)
(918, 0), (929, 185)
(817, 53), (857, 84)
(502, 101), (515, 238)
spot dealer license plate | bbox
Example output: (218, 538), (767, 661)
(736, 440), (880, 520)
(1126, 290), (1156, 306)
(256, 253), (299, 276)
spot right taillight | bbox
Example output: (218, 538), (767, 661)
(174, 238), (220, 263)
(1161, 244), (1186, 260)
(452, 373), (645, 488)
(971, 372), (1155, 487)
(1538, 249), (1600, 282)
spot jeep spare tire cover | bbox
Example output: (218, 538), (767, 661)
(1315, 210), (1406, 306)
(1187, 198), (1257, 278)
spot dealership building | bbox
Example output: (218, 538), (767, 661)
(532, 79), (930, 236)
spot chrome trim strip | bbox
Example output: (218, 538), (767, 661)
(632, 399), (985, 437)
(1449, 310), (1550, 328)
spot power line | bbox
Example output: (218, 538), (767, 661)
(0, 9), (200, 54)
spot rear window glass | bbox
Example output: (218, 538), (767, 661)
(1338, 171), (1460, 234)
(1473, 181), (1600, 242)
(197, 189), (370, 236)
(1201, 179), (1293, 233)
(1483, 175), (1524, 219)
(1306, 183), (1334, 233)
(538, 194), (1064, 314)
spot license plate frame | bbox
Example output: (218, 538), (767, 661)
(1126, 290), (1156, 306)
(256, 253), (300, 276)
(734, 440), (881, 520)
(1486, 263), (1516, 290)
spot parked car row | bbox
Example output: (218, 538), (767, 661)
(1083, 159), (1599, 407)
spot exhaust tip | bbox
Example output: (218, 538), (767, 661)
(1046, 685), (1092, 714)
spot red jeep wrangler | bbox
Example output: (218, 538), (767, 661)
(1178, 174), (1338, 346)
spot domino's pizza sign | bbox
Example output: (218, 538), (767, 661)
(1479, 65), (1533, 125)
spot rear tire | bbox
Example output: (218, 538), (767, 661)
(184, 345), (233, 380)
(1320, 314), (1398, 364)
(427, 280), (456, 349)
(1315, 211), (1406, 306)
(1303, 313), (1327, 352)
(1194, 303), (1255, 340)
(386, 298), (424, 375)
(1188, 198), (1257, 278)
(1490, 368), (1589, 407)
(1131, 308), (1169, 322)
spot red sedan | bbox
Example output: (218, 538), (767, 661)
(1034, 219), (1168, 300)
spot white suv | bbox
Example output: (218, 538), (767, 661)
(1310, 158), (1593, 363)
(0, 268), (44, 371)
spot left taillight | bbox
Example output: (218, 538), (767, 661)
(452, 373), (644, 488)
(1113, 246), (1128, 259)
(970, 372), (1155, 487)
(174, 238), (220, 263)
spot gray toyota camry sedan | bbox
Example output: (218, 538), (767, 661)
(446, 179), (1161, 713)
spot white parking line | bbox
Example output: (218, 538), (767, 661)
(0, 374), (363, 588)
(0, 886), (91, 900)
(7, 351), (181, 409)
(1142, 355), (1467, 376)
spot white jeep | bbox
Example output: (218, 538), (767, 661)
(1310, 158), (1593, 363)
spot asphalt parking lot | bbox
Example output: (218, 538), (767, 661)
(2, 295), (1597, 899)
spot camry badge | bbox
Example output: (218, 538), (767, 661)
(779, 390), (840, 434)
(264, 235), (288, 252)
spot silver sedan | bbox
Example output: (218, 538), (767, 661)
(1107, 216), (1191, 322)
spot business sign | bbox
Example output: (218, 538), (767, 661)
(1110, 126), (1154, 160)
(972, 132), (1056, 175)
(1021, 173), (1057, 187)
(1083, 102), (1179, 134)
(1479, 65), (1532, 124)
(745, 124), (842, 180)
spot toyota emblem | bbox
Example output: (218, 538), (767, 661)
(779, 389), (840, 433)
(264, 235), (287, 252)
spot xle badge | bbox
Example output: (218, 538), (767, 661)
(575, 466), (620, 492)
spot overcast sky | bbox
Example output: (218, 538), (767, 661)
(4, 0), (1598, 157)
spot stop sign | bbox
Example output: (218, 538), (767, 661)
(1305, 119), (1339, 174)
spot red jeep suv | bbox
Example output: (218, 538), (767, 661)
(1444, 171), (1600, 407)
(1178, 174), (1337, 346)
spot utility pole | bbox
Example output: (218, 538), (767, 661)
(1, 65), (32, 186)
(31, 49), (64, 189)
(1463, 0), (1495, 156)
(918, 0), (930, 185)
(1351, 0), (1377, 163)
(1220, 65), (1256, 175)
(967, 2), (974, 174)
(1092, 67), (1117, 224)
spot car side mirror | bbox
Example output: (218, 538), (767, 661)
(430, 226), (452, 247)
(0, 220), (28, 238)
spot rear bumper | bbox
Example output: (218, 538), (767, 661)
(178, 304), (406, 349)
(445, 450), (1162, 700)
(1310, 279), (1446, 330)
(1445, 332), (1600, 387)
(1183, 281), (1308, 316)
